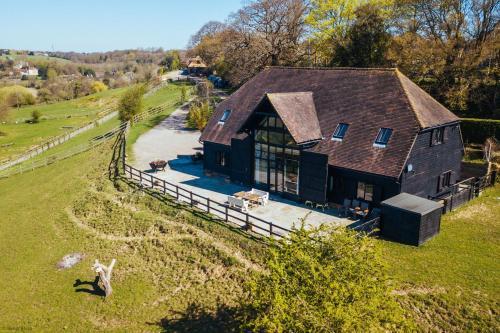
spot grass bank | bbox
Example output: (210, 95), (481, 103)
(0, 140), (265, 332)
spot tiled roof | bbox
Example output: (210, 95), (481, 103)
(266, 92), (322, 144)
(200, 67), (459, 178)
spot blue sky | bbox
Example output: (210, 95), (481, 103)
(1, 0), (242, 52)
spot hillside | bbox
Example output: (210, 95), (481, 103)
(0, 140), (265, 331)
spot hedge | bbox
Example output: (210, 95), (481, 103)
(460, 118), (500, 144)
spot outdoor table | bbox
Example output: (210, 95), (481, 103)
(234, 191), (261, 206)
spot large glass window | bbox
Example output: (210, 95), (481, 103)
(357, 182), (374, 202)
(254, 114), (300, 195)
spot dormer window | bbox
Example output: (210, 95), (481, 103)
(219, 109), (231, 124)
(331, 123), (349, 141)
(373, 128), (392, 148)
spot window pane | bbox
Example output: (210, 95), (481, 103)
(254, 158), (267, 185)
(365, 184), (374, 202)
(268, 130), (284, 145)
(255, 129), (267, 143)
(333, 123), (349, 139)
(268, 116), (276, 128)
(357, 182), (365, 199)
(220, 110), (231, 122)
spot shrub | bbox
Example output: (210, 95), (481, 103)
(118, 85), (146, 122)
(461, 118), (500, 144)
(31, 110), (41, 123)
(0, 85), (36, 107)
(91, 81), (108, 94)
(241, 224), (412, 332)
(187, 101), (212, 130)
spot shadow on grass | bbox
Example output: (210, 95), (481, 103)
(73, 276), (106, 297)
(152, 302), (243, 333)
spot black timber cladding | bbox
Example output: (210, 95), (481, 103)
(299, 151), (328, 203)
(381, 193), (443, 246)
(230, 137), (252, 184)
(400, 124), (463, 198)
(203, 141), (231, 176)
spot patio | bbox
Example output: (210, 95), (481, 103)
(131, 107), (358, 235)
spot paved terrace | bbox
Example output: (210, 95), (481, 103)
(132, 107), (357, 234)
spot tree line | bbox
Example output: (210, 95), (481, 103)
(187, 0), (499, 119)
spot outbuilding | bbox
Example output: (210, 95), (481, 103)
(381, 192), (443, 246)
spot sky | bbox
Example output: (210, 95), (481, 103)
(1, 0), (242, 52)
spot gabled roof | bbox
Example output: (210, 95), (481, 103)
(200, 67), (459, 178)
(265, 92), (322, 144)
(396, 71), (459, 129)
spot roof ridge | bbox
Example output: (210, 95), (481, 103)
(265, 66), (397, 72)
(394, 69), (424, 129)
(267, 91), (313, 95)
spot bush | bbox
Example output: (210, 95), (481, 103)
(186, 101), (212, 130)
(31, 110), (41, 123)
(118, 85), (146, 122)
(0, 85), (36, 107)
(91, 81), (108, 94)
(241, 225), (412, 332)
(461, 118), (500, 144)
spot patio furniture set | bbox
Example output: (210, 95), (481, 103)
(227, 188), (269, 212)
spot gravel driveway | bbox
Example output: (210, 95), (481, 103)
(132, 105), (202, 170)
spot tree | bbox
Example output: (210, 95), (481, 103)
(186, 101), (213, 130)
(160, 50), (181, 71)
(241, 224), (411, 332)
(333, 4), (391, 67)
(118, 85), (146, 123)
(306, 0), (394, 64)
(46, 68), (58, 81)
(389, 0), (500, 118)
(188, 21), (227, 48)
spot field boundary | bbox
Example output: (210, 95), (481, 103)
(0, 108), (117, 170)
(0, 100), (180, 178)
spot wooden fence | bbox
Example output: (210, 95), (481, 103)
(123, 164), (292, 239)
(432, 171), (497, 214)
(0, 108), (116, 170)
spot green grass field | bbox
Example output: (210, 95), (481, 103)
(0, 82), (189, 162)
(0, 142), (265, 332)
(0, 54), (72, 63)
(0, 88), (127, 161)
(381, 185), (500, 331)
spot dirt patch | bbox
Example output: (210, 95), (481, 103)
(56, 252), (85, 270)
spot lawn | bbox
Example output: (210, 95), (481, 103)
(381, 184), (500, 331)
(0, 87), (127, 161)
(0, 82), (189, 162)
(0, 141), (265, 332)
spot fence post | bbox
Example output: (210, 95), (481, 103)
(207, 198), (210, 213)
(245, 214), (251, 231)
(225, 206), (228, 222)
(270, 222), (273, 237)
(190, 192), (193, 206)
(150, 174), (153, 188)
(491, 170), (497, 186)
(139, 170), (142, 184)
(163, 180), (167, 195)
(176, 186), (179, 200)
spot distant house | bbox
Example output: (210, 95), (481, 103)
(200, 67), (464, 205)
(19, 66), (38, 77)
(187, 56), (208, 75)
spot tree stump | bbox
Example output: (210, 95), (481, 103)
(92, 259), (116, 297)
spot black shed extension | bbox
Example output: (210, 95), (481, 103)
(381, 193), (443, 246)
